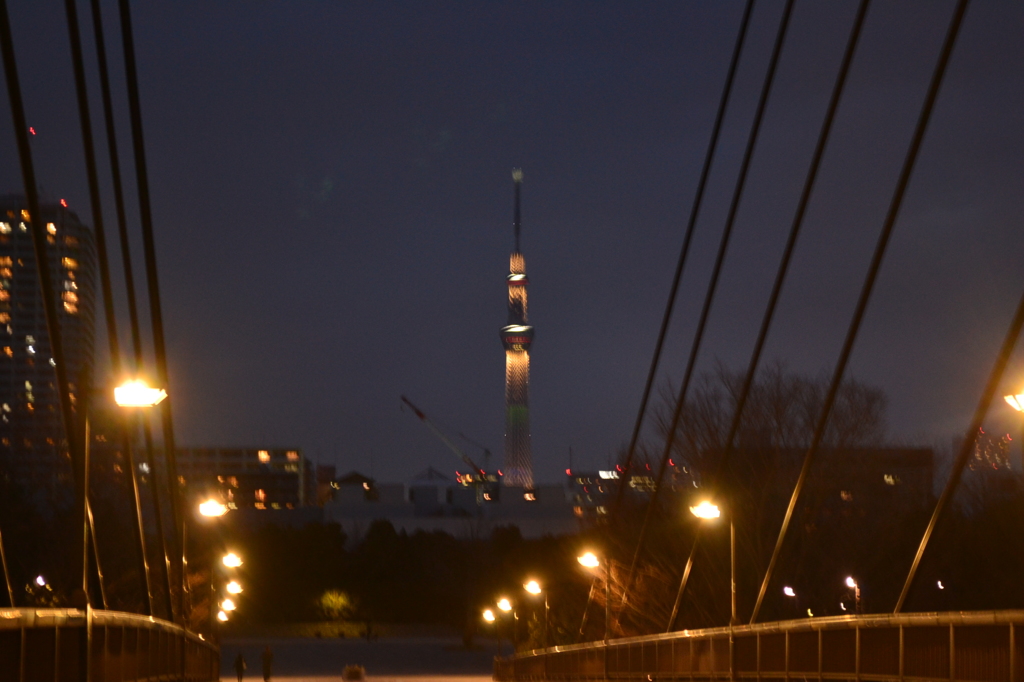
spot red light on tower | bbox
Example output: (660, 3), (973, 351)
(29, 127), (35, 135)
(60, 199), (67, 207)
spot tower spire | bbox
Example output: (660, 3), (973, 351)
(512, 168), (522, 253)
(500, 168), (534, 490)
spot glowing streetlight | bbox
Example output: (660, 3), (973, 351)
(577, 552), (600, 568)
(845, 576), (862, 613)
(497, 597), (512, 612)
(226, 581), (243, 594)
(217, 610), (228, 622)
(937, 580), (945, 590)
(690, 499), (736, 625)
(689, 500), (721, 519)
(783, 586), (796, 597)
(483, 608), (496, 623)
(524, 580), (541, 595)
(1005, 394), (1024, 412)
(199, 499), (228, 517)
(222, 552), (243, 568)
(221, 599), (236, 612)
(523, 579), (550, 647)
(113, 379), (167, 407)
(35, 575), (45, 587)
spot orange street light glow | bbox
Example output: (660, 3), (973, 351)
(114, 379), (168, 407)
(524, 580), (541, 595)
(199, 499), (228, 517)
(222, 553), (243, 568)
(483, 609), (495, 622)
(690, 500), (721, 519)
(577, 552), (600, 568)
(217, 610), (228, 622)
(1005, 394), (1024, 412)
(497, 597), (512, 612)
(226, 581), (242, 594)
(221, 599), (236, 611)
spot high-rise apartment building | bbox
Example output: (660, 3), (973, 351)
(0, 196), (96, 493)
(499, 170), (534, 489)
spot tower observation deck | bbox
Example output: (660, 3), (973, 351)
(500, 169), (533, 489)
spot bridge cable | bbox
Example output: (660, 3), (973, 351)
(117, 0), (188, 625)
(620, 0), (797, 613)
(63, 0), (155, 616)
(609, 0), (756, 519)
(0, 0), (90, 604)
(89, 0), (170, 620)
(665, 0), (873, 631)
(895, 302), (1024, 611)
(749, 0), (971, 624)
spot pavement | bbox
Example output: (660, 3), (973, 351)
(220, 636), (500, 682)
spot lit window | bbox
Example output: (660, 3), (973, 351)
(46, 223), (56, 235)
(25, 336), (33, 344)
(254, 502), (266, 510)
(255, 489), (266, 502)
(63, 302), (77, 314)
(20, 210), (28, 220)
(258, 450), (270, 462)
(0, 223), (9, 234)
(841, 490), (853, 501)
(0, 314), (9, 324)
(0, 258), (8, 266)
(64, 236), (77, 246)
(62, 291), (78, 303)
(18, 223), (27, 232)
(64, 281), (77, 290)
(2, 347), (10, 357)
(0, 269), (10, 278)
(286, 450), (299, 461)
(0, 291), (9, 301)
(62, 257), (77, 269)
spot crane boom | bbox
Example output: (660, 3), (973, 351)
(400, 395), (486, 475)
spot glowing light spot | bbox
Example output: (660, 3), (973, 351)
(35, 575), (45, 586)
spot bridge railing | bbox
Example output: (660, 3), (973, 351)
(495, 611), (1024, 682)
(0, 607), (219, 682)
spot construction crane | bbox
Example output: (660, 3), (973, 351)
(400, 395), (499, 503)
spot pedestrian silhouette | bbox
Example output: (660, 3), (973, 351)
(262, 645), (274, 682)
(234, 653), (246, 682)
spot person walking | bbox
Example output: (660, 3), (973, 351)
(262, 645), (274, 682)
(234, 653), (246, 682)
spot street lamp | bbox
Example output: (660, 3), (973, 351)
(690, 499), (737, 626)
(845, 576), (861, 613)
(113, 379), (168, 407)
(198, 499), (228, 517)
(577, 550), (610, 641)
(226, 580), (243, 595)
(222, 553), (243, 568)
(523, 579), (550, 648)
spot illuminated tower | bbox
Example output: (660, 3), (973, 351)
(500, 169), (534, 489)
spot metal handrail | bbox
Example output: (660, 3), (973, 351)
(497, 610), (1024, 682)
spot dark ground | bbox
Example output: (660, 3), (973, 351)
(220, 636), (500, 680)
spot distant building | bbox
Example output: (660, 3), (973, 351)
(176, 447), (315, 509)
(0, 196), (96, 495)
(323, 466), (578, 540)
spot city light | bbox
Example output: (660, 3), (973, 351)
(783, 586), (796, 597)
(497, 597), (512, 612)
(1005, 394), (1024, 412)
(217, 610), (228, 622)
(34, 575), (45, 586)
(845, 576), (857, 589)
(577, 552), (600, 568)
(113, 379), (167, 407)
(483, 608), (495, 623)
(199, 499), (228, 517)
(937, 581), (945, 590)
(689, 500), (721, 519)
(222, 599), (236, 611)
(223, 552), (243, 568)
(524, 580), (542, 595)
(227, 581), (243, 594)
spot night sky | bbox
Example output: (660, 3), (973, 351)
(2, 1), (1023, 484)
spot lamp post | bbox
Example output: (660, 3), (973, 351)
(577, 551), (610, 641)
(845, 576), (861, 614)
(524, 579), (549, 648)
(497, 596), (517, 651)
(690, 500), (737, 626)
